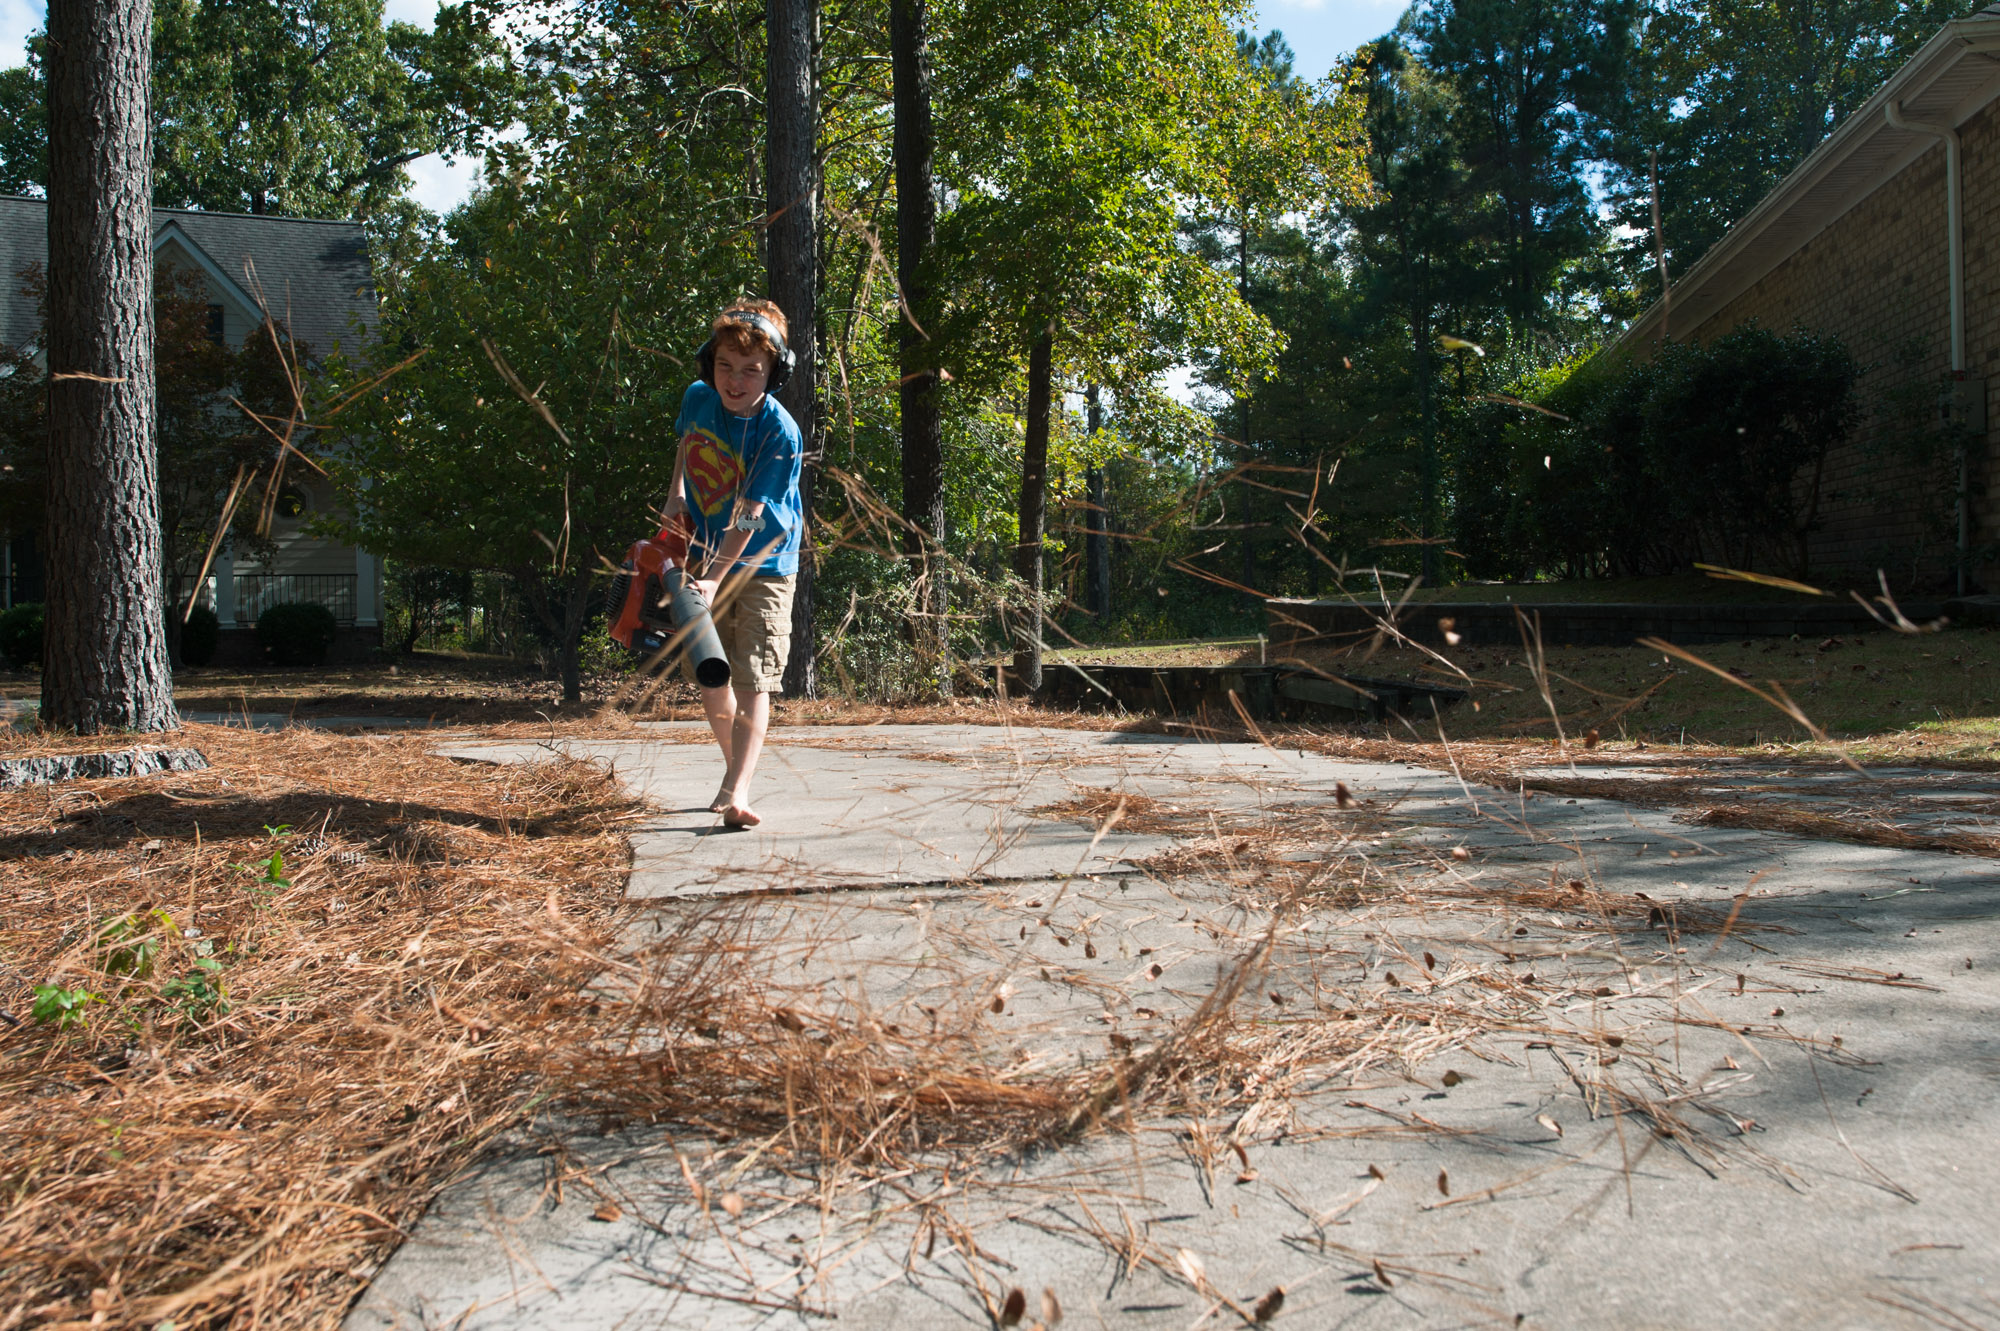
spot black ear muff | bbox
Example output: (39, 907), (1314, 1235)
(696, 310), (795, 396)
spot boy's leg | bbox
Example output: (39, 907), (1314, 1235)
(720, 688), (770, 822)
(716, 574), (794, 827)
(700, 684), (737, 810)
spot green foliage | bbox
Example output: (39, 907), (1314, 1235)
(31, 984), (99, 1030)
(324, 4), (770, 697)
(180, 604), (221, 667)
(0, 601), (43, 669)
(95, 909), (182, 979)
(233, 825), (295, 902)
(161, 958), (231, 1021)
(0, 0), (521, 218)
(1454, 325), (1862, 579)
(257, 602), (339, 667)
(1608, 0), (1963, 297)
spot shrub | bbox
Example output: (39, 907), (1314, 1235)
(179, 604), (220, 666)
(256, 601), (339, 667)
(0, 601), (43, 669)
(1451, 323), (1860, 581)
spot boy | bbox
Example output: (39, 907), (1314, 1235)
(661, 299), (805, 828)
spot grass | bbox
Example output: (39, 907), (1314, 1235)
(1305, 570), (1898, 606)
(11, 616), (2000, 759)
(1056, 625), (2000, 756)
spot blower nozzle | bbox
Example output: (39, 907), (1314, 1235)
(607, 532), (730, 689)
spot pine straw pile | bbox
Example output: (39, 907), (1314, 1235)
(0, 725), (640, 1331)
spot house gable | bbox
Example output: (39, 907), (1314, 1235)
(153, 224), (262, 346)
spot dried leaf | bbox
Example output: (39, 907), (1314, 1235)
(1423, 951), (1437, 971)
(1536, 1113), (1563, 1138)
(990, 995), (1006, 1015)
(1084, 940), (1097, 959)
(718, 1191), (745, 1218)
(771, 1007), (806, 1033)
(1254, 1286), (1285, 1321)
(1041, 1287), (1064, 1326)
(1436, 1168), (1450, 1197)
(1175, 1248), (1208, 1291)
(1440, 1070), (1462, 1088)
(1335, 781), (1353, 808)
(1583, 728), (1600, 748)
(999, 1286), (1027, 1326)
(1371, 1258), (1395, 1288)
(1450, 846), (1472, 861)
(1148, 962), (1164, 979)
(1366, 1163), (1386, 1180)
(591, 1201), (622, 1223)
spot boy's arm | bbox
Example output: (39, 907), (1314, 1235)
(692, 501), (766, 600)
(662, 436), (692, 524)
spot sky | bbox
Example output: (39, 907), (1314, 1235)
(0, 0), (1405, 215)
(1250, 0), (1407, 83)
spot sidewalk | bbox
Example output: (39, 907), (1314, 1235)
(347, 724), (2000, 1330)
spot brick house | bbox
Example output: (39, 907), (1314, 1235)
(1613, 6), (2000, 592)
(0, 198), (384, 661)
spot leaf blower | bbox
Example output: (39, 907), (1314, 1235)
(607, 523), (731, 688)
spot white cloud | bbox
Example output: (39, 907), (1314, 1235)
(0, 0), (42, 68)
(404, 151), (483, 215)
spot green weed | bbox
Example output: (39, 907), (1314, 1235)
(160, 958), (230, 1021)
(30, 984), (98, 1029)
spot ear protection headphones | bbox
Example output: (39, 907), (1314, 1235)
(697, 308), (795, 395)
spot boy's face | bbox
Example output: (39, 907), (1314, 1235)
(712, 342), (772, 415)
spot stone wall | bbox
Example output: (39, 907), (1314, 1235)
(1682, 100), (1998, 589)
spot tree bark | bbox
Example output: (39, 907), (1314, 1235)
(891, 0), (947, 685)
(1013, 325), (1052, 694)
(768, 0), (820, 698)
(1236, 210), (1257, 599)
(1084, 384), (1110, 623)
(42, 0), (175, 733)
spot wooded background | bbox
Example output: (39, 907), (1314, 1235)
(0, 0), (1966, 701)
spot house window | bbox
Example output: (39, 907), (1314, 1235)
(206, 304), (225, 344)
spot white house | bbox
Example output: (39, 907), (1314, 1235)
(0, 197), (384, 661)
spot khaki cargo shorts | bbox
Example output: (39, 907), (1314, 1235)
(704, 573), (795, 693)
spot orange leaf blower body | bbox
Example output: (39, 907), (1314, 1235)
(607, 523), (731, 688)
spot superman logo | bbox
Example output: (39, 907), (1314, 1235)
(682, 430), (743, 518)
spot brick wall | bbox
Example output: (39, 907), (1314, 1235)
(1683, 99), (1998, 590)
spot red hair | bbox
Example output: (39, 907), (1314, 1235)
(710, 299), (789, 359)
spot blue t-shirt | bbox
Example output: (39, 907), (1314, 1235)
(672, 381), (804, 577)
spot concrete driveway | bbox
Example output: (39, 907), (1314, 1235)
(347, 723), (1999, 1331)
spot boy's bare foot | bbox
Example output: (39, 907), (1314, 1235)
(708, 786), (731, 813)
(721, 803), (761, 829)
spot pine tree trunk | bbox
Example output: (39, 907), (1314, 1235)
(1084, 384), (1110, 623)
(892, 0), (947, 685)
(41, 0), (174, 734)
(768, 0), (820, 698)
(1013, 326), (1052, 694)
